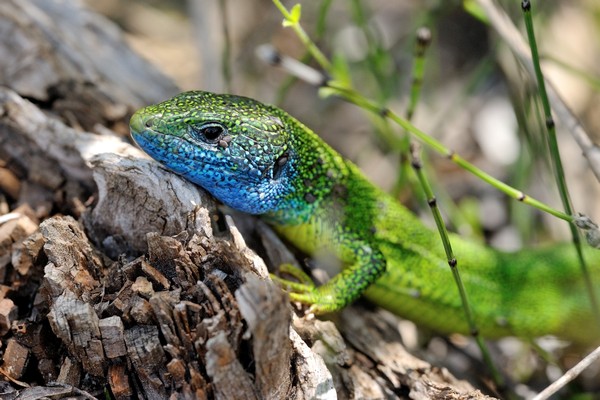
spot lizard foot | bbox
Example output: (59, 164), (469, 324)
(270, 263), (316, 293)
(271, 264), (346, 315)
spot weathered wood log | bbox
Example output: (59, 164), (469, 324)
(0, 0), (497, 398)
(0, 0), (179, 127)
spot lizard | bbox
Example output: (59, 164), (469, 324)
(129, 90), (600, 345)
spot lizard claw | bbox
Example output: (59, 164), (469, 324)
(271, 263), (351, 315)
(270, 263), (317, 293)
(270, 263), (326, 313)
(278, 263), (316, 286)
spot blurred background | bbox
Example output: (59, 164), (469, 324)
(85, 0), (600, 250)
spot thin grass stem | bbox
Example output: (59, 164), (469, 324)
(521, 0), (600, 326)
(406, 27), (503, 387)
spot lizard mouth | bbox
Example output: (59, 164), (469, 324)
(130, 111), (183, 168)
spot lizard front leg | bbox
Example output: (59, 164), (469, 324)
(272, 240), (387, 315)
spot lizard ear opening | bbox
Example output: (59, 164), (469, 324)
(272, 152), (289, 180)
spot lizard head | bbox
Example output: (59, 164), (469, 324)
(130, 91), (297, 214)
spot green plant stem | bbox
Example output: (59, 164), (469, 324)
(272, 0), (332, 71)
(522, 0), (600, 325)
(327, 82), (572, 222)
(406, 28), (502, 387)
(218, 0), (232, 93)
(411, 144), (504, 387)
(275, 0), (333, 105)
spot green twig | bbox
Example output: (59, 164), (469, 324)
(521, 0), (600, 326)
(327, 81), (573, 223)
(406, 28), (503, 387)
(275, 0), (334, 105)
(411, 144), (504, 387)
(272, 0), (332, 72)
(218, 0), (232, 93)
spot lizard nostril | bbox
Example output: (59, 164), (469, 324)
(130, 111), (153, 134)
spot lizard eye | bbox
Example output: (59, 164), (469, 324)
(191, 123), (226, 143)
(273, 152), (289, 180)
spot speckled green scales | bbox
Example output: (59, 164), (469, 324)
(130, 91), (600, 345)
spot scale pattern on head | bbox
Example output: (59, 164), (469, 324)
(130, 91), (346, 218)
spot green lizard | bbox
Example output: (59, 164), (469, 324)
(130, 90), (600, 345)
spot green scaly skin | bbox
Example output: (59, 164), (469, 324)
(130, 91), (600, 345)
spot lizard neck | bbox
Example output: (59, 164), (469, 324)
(264, 126), (350, 226)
